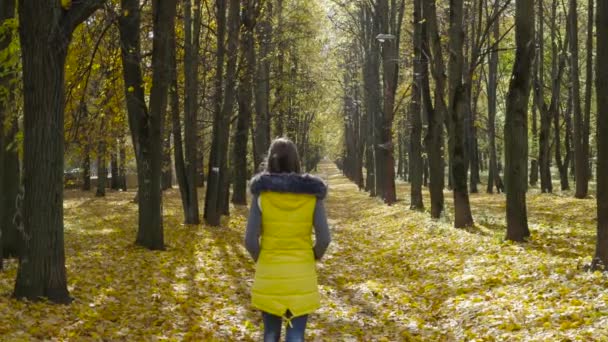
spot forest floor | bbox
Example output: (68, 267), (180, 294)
(1, 161), (608, 341)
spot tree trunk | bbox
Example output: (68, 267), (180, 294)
(253, 0), (272, 170)
(376, 0), (405, 205)
(119, 137), (127, 191)
(583, 0), (593, 192)
(537, 0), (553, 193)
(505, 0), (534, 242)
(593, 0), (608, 268)
(170, 25), (195, 224)
(487, 9), (500, 194)
(96, 139), (107, 197)
(182, 0), (201, 223)
(274, 0), (285, 138)
(204, 0), (239, 226)
(409, 0), (424, 210)
(448, 0), (474, 228)
(14, 0), (105, 303)
(111, 148), (120, 190)
(119, 0), (176, 249)
(569, 0), (587, 198)
(161, 114), (172, 190)
(232, 0), (257, 205)
(423, 0), (446, 218)
(82, 143), (92, 191)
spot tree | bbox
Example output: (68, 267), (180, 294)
(487, 0), (503, 194)
(232, 0), (260, 205)
(537, 0), (553, 193)
(583, 0), (593, 187)
(593, 0), (608, 268)
(409, 0), (424, 211)
(205, 0), (239, 226)
(118, 0), (177, 249)
(253, 0), (272, 169)
(422, 0), (447, 218)
(448, 0), (474, 228)
(569, 0), (588, 198)
(376, 0), (405, 205)
(504, 0), (534, 241)
(182, 0), (202, 223)
(13, 0), (106, 303)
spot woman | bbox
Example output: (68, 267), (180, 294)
(245, 138), (331, 342)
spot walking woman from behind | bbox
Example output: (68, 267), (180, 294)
(245, 138), (331, 342)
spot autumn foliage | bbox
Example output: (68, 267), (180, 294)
(0, 162), (606, 340)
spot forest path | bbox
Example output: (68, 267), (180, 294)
(0, 161), (605, 341)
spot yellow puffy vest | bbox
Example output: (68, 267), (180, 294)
(251, 192), (320, 317)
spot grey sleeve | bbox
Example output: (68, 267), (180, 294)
(244, 195), (261, 262)
(313, 199), (331, 260)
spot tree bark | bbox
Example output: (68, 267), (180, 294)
(569, 0), (588, 198)
(409, 0), (424, 210)
(593, 0), (608, 268)
(583, 0), (593, 190)
(448, 0), (474, 228)
(183, 0), (201, 223)
(376, 0), (405, 205)
(204, 0), (239, 226)
(505, 0), (534, 242)
(119, 136), (127, 191)
(253, 0), (272, 170)
(232, 0), (258, 205)
(423, 0), (446, 218)
(111, 148), (120, 190)
(119, 0), (176, 249)
(14, 0), (106, 303)
(487, 2), (502, 194)
(537, 0), (553, 193)
(96, 139), (107, 197)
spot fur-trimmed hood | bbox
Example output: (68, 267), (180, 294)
(250, 173), (328, 199)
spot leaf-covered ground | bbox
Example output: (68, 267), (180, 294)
(1, 161), (608, 341)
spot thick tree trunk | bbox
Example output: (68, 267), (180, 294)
(423, 0), (446, 218)
(569, 0), (587, 198)
(593, 0), (608, 268)
(232, 0), (257, 205)
(182, 0), (201, 223)
(448, 0), (474, 228)
(409, 0), (424, 210)
(505, 0), (534, 242)
(13, 0), (104, 303)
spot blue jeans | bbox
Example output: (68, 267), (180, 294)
(262, 311), (308, 342)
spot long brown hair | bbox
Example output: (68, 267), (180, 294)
(264, 138), (301, 174)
